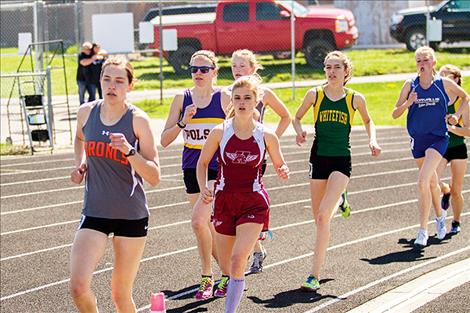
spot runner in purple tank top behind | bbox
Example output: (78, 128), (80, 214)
(70, 56), (161, 313)
(160, 50), (231, 299)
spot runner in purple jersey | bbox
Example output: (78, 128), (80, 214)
(161, 50), (231, 300)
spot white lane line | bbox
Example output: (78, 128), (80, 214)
(0, 200), (189, 236)
(348, 258), (470, 313)
(0, 148), (187, 168)
(0, 171), (184, 187)
(0, 154), (412, 199)
(0, 128), (409, 167)
(0, 175), (425, 235)
(0, 143), (411, 177)
(0, 200), (83, 216)
(0, 246), (198, 302)
(2, 173), (467, 236)
(0, 151), (412, 187)
(0, 155), (414, 214)
(303, 244), (470, 313)
(4, 210), (466, 302)
(135, 215), (470, 312)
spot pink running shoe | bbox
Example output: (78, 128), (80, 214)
(195, 276), (214, 300)
(214, 276), (229, 297)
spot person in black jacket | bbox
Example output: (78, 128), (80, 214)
(90, 43), (108, 99)
(76, 42), (96, 105)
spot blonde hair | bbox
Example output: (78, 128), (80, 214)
(324, 51), (353, 85)
(415, 46), (437, 74)
(231, 49), (264, 74)
(190, 50), (219, 70)
(101, 56), (134, 84)
(439, 64), (462, 86)
(227, 74), (263, 118)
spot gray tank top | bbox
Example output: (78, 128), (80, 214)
(82, 101), (148, 219)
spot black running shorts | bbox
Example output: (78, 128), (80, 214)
(78, 215), (149, 237)
(443, 144), (468, 162)
(183, 168), (218, 194)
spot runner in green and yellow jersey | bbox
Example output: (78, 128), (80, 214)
(436, 64), (470, 234)
(293, 51), (381, 291)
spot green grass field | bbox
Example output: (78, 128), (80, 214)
(134, 79), (470, 127)
(1, 47), (469, 98)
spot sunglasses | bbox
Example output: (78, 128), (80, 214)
(189, 66), (214, 74)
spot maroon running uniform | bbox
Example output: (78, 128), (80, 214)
(213, 119), (270, 236)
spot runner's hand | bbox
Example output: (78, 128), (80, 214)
(109, 133), (132, 155)
(369, 141), (382, 157)
(200, 186), (213, 204)
(276, 164), (289, 180)
(182, 104), (197, 124)
(71, 163), (87, 184)
(296, 130), (307, 146)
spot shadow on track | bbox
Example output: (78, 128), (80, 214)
(359, 236), (455, 265)
(247, 278), (338, 309)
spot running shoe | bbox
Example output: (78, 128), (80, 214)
(338, 190), (351, 218)
(214, 276), (230, 297)
(250, 245), (267, 274)
(414, 229), (428, 248)
(451, 220), (461, 234)
(195, 276), (214, 300)
(301, 275), (320, 291)
(436, 215), (447, 240)
(441, 193), (451, 210)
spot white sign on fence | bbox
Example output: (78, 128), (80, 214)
(427, 18), (442, 42)
(18, 33), (32, 55)
(92, 13), (134, 53)
(162, 29), (178, 51)
(139, 22), (154, 44)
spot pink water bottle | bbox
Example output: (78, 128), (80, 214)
(150, 292), (166, 313)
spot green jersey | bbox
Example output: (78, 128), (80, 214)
(313, 86), (356, 156)
(447, 97), (465, 148)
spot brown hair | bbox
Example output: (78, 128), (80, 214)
(439, 64), (462, 86)
(324, 51), (353, 85)
(231, 49), (264, 74)
(190, 50), (219, 70)
(100, 56), (134, 84)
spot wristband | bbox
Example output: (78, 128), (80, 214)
(177, 121), (186, 129)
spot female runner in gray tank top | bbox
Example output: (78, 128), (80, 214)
(70, 56), (160, 313)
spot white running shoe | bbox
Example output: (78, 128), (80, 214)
(414, 229), (428, 248)
(436, 216), (447, 240)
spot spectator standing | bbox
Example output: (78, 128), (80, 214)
(77, 42), (96, 105)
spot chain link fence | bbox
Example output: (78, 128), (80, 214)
(1, 0), (468, 97)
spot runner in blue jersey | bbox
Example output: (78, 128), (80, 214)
(70, 57), (161, 312)
(436, 64), (470, 234)
(392, 46), (469, 249)
(160, 50), (231, 300)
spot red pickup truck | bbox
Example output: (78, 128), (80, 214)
(150, 0), (358, 74)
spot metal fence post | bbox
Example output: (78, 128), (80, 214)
(33, 0), (45, 89)
(46, 66), (54, 147)
(75, 0), (82, 50)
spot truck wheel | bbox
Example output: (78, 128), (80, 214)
(304, 39), (335, 68)
(405, 28), (426, 51)
(168, 45), (198, 74)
